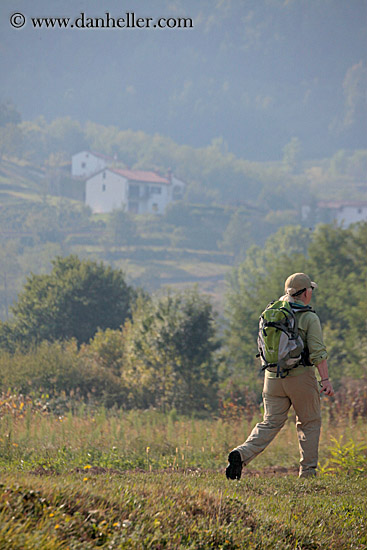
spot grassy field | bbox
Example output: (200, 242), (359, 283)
(0, 402), (366, 549)
(0, 470), (366, 549)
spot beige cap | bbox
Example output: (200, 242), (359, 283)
(284, 273), (318, 296)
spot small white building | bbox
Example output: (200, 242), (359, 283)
(85, 167), (185, 215)
(302, 201), (367, 226)
(71, 151), (115, 178)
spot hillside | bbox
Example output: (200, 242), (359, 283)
(0, 115), (366, 321)
(0, 158), (235, 317)
(0, 159), (45, 206)
(1, 0), (366, 161)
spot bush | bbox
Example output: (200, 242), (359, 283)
(0, 340), (127, 409)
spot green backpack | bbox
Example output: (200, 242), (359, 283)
(257, 300), (312, 378)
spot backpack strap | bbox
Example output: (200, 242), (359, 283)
(290, 303), (313, 367)
(289, 303), (314, 313)
(300, 346), (312, 366)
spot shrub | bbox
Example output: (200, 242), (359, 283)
(0, 340), (127, 410)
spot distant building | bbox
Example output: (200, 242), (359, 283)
(71, 151), (116, 178)
(71, 151), (185, 215)
(85, 167), (185, 215)
(302, 201), (367, 226)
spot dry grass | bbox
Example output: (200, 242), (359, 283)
(0, 395), (365, 548)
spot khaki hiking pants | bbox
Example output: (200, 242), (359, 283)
(234, 368), (321, 477)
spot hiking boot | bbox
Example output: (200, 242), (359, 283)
(299, 469), (317, 479)
(226, 450), (242, 480)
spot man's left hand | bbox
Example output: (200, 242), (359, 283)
(320, 380), (334, 396)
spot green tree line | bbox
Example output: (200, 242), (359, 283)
(2, 103), (367, 207)
(0, 256), (219, 414)
(0, 222), (366, 414)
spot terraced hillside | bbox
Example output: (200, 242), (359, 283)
(0, 159), (233, 315)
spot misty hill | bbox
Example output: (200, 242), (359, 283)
(0, 159), (45, 206)
(1, 0), (366, 161)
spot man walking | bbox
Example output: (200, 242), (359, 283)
(226, 273), (334, 480)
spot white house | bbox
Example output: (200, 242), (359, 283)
(71, 151), (115, 178)
(302, 201), (367, 226)
(85, 167), (185, 215)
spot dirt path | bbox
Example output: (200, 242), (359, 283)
(29, 465), (299, 477)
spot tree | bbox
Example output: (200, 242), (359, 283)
(84, 327), (125, 377)
(0, 241), (21, 320)
(47, 117), (87, 156)
(306, 222), (367, 380)
(223, 225), (313, 396)
(20, 117), (50, 165)
(164, 202), (231, 250)
(122, 289), (220, 413)
(220, 208), (252, 259)
(224, 222), (367, 395)
(0, 102), (22, 159)
(5, 255), (136, 347)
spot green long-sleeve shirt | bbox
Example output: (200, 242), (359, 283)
(265, 297), (328, 379)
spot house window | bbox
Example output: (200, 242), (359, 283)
(358, 208), (362, 214)
(150, 186), (162, 194)
(128, 184), (140, 199)
(103, 171), (106, 179)
(152, 203), (158, 212)
(102, 184), (106, 192)
(81, 162), (86, 169)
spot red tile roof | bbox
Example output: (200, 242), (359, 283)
(111, 168), (170, 184)
(318, 201), (367, 209)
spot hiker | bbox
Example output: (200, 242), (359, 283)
(226, 272), (334, 480)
